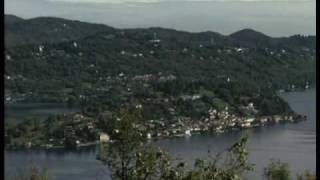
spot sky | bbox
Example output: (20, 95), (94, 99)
(4, 0), (316, 37)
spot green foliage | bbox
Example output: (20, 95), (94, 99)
(63, 133), (77, 149)
(97, 111), (116, 135)
(14, 166), (50, 180)
(131, 147), (175, 180)
(296, 170), (316, 180)
(5, 113), (99, 149)
(264, 160), (291, 180)
(5, 15), (114, 47)
(182, 136), (253, 180)
(98, 109), (254, 180)
(211, 98), (228, 111)
(98, 108), (145, 180)
(66, 95), (77, 108)
(258, 96), (292, 116)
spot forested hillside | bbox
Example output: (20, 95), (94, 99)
(5, 14), (316, 119)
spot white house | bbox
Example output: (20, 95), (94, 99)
(273, 115), (282, 123)
(260, 117), (268, 123)
(100, 133), (110, 143)
(248, 102), (254, 109)
(6, 55), (11, 60)
(149, 39), (161, 43)
(244, 118), (255, 123)
(192, 95), (201, 100)
(305, 82), (309, 89)
(119, 72), (124, 77)
(39, 45), (44, 53)
(5, 96), (11, 101)
(136, 104), (143, 109)
(182, 48), (188, 53)
(185, 130), (191, 136)
(235, 48), (243, 52)
(241, 122), (251, 128)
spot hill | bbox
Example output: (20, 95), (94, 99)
(5, 14), (115, 47)
(5, 14), (25, 24)
(4, 15), (316, 120)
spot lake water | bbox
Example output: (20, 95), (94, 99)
(5, 89), (316, 180)
(5, 103), (79, 123)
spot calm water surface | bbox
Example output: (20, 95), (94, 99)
(5, 103), (79, 123)
(5, 89), (316, 180)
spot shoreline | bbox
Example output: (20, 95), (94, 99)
(5, 113), (306, 151)
(5, 89), (311, 151)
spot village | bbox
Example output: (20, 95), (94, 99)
(98, 106), (306, 142)
(55, 109), (307, 149)
(4, 101), (306, 150)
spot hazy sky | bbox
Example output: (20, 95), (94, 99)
(5, 0), (316, 37)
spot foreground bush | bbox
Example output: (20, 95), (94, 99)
(14, 166), (50, 180)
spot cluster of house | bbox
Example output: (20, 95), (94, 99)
(99, 114), (303, 146)
(180, 94), (202, 101)
(97, 102), (306, 145)
(4, 92), (29, 104)
(132, 74), (177, 82)
(17, 106), (306, 149)
(28, 113), (99, 149)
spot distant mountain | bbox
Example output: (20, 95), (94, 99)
(5, 14), (115, 47)
(229, 28), (274, 47)
(230, 28), (270, 40)
(5, 15), (25, 24)
(5, 15), (315, 49)
(278, 35), (316, 49)
(230, 28), (315, 48)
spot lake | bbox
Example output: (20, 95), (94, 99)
(5, 103), (79, 123)
(5, 89), (316, 180)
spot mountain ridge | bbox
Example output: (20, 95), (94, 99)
(5, 14), (115, 47)
(5, 14), (315, 48)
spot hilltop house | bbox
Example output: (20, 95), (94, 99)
(100, 133), (110, 143)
